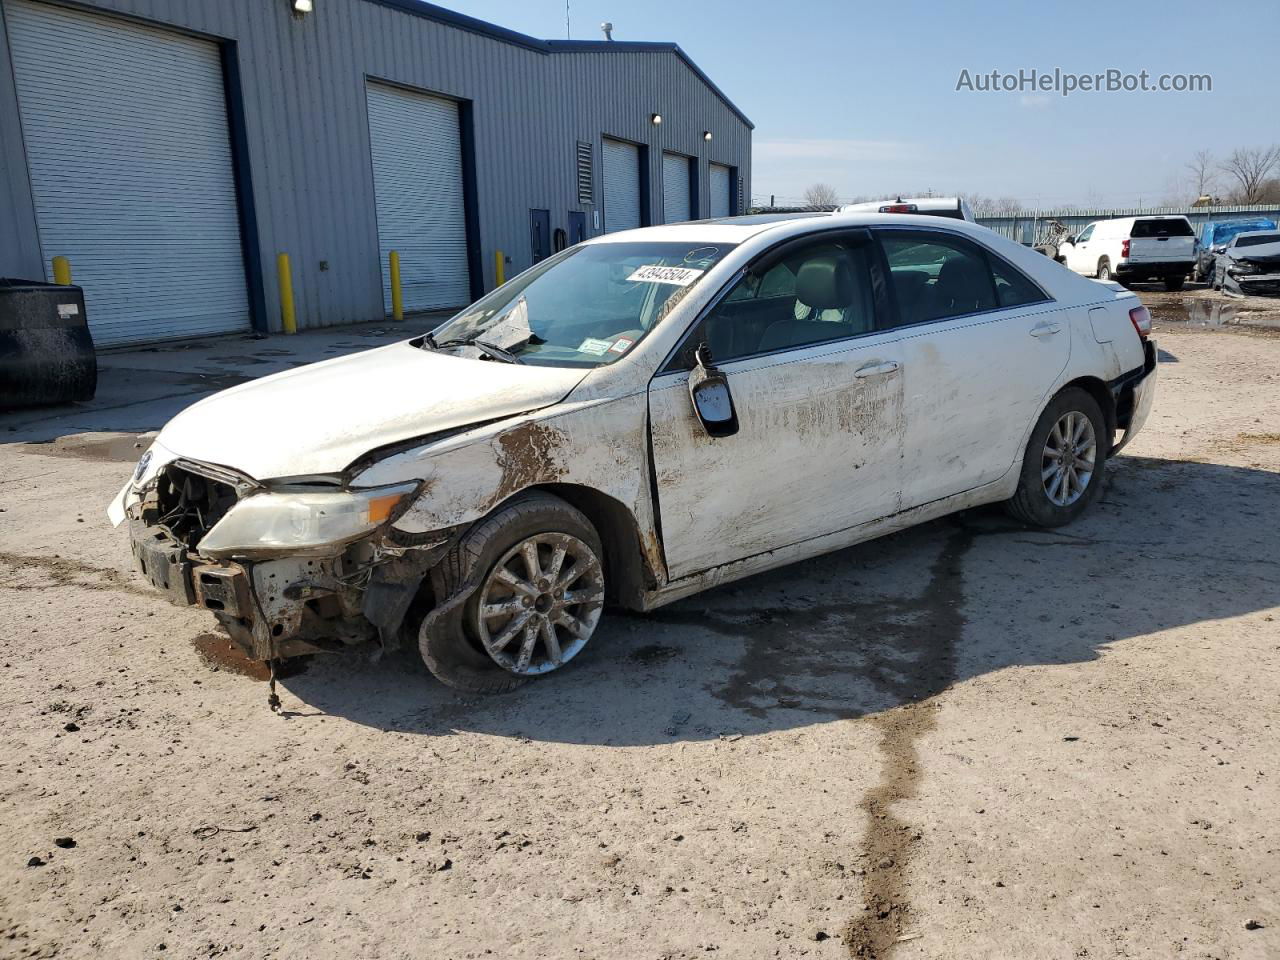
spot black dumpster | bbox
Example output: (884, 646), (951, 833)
(0, 278), (97, 410)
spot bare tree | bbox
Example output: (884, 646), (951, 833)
(802, 183), (840, 210)
(1185, 149), (1218, 200)
(1221, 145), (1280, 204)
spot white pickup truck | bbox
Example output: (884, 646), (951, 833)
(1058, 215), (1196, 290)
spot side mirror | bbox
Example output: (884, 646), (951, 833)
(687, 344), (738, 438)
(1065, 235), (1076, 245)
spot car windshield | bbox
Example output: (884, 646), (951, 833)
(426, 241), (736, 367)
(1234, 233), (1280, 248)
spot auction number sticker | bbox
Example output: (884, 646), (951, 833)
(626, 264), (704, 286)
(608, 337), (635, 355)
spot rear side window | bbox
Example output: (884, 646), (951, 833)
(990, 258), (1047, 308)
(880, 231), (1048, 324)
(1131, 218), (1194, 238)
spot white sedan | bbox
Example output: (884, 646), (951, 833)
(110, 212), (1157, 693)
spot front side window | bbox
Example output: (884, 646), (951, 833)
(429, 241), (735, 367)
(1076, 224), (1096, 243)
(678, 237), (877, 365)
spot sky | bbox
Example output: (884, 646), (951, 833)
(446, 0), (1278, 210)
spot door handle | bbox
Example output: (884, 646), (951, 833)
(1029, 321), (1062, 338)
(854, 360), (901, 378)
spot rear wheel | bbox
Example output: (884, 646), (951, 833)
(1096, 258), (1112, 282)
(420, 492), (605, 692)
(1006, 388), (1107, 528)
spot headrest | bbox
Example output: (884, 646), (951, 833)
(795, 255), (854, 310)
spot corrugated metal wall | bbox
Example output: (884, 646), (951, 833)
(979, 204), (1280, 244)
(0, 0), (752, 336)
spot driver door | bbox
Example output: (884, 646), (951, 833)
(647, 231), (906, 580)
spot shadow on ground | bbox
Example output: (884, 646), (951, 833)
(272, 453), (1280, 747)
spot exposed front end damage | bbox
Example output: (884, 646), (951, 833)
(124, 457), (462, 664)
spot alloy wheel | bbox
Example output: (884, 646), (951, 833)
(1041, 410), (1097, 507)
(474, 532), (604, 675)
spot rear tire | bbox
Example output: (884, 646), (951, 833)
(1165, 275), (1186, 291)
(1006, 388), (1107, 528)
(419, 492), (605, 693)
(1096, 259), (1112, 282)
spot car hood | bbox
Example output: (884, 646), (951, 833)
(156, 342), (588, 479)
(1229, 241), (1280, 262)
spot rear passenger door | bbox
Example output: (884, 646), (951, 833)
(877, 228), (1070, 509)
(647, 231), (905, 580)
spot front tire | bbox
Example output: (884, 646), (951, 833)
(420, 492), (605, 692)
(1006, 388), (1107, 528)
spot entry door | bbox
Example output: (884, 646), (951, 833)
(877, 229), (1072, 508)
(529, 209), (551, 264)
(648, 234), (904, 580)
(567, 211), (587, 246)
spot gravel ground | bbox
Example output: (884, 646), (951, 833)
(1, 309), (1277, 959)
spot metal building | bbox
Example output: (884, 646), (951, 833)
(0, 0), (752, 347)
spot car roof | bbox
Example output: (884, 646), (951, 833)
(1231, 230), (1280, 241)
(589, 210), (998, 245)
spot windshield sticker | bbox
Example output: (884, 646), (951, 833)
(578, 337), (613, 356)
(608, 337), (635, 355)
(626, 264), (704, 286)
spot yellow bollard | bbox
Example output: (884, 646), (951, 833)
(494, 250), (505, 286)
(276, 253), (297, 335)
(389, 250), (404, 322)
(52, 256), (72, 286)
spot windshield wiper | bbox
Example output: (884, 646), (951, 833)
(434, 337), (525, 365)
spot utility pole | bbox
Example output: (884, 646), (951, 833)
(565, 1), (570, 38)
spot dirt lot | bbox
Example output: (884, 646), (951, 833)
(2, 299), (1278, 959)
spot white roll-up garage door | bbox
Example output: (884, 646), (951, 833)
(602, 138), (642, 233)
(710, 163), (733, 218)
(662, 153), (692, 224)
(366, 82), (470, 314)
(5, 0), (250, 347)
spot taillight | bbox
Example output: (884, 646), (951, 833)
(1121, 238), (1131, 258)
(1129, 305), (1151, 340)
(879, 203), (917, 213)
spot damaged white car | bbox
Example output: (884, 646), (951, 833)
(110, 213), (1157, 693)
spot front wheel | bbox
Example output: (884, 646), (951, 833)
(1006, 388), (1107, 528)
(420, 492), (606, 692)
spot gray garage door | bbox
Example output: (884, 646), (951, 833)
(710, 163), (733, 218)
(602, 138), (642, 233)
(366, 82), (470, 314)
(662, 153), (692, 224)
(5, 0), (250, 347)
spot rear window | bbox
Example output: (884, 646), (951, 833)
(1235, 234), (1280, 248)
(1131, 218), (1194, 238)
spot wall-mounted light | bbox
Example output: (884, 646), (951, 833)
(650, 113), (662, 125)
(702, 131), (713, 142)
(291, 0), (313, 17)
